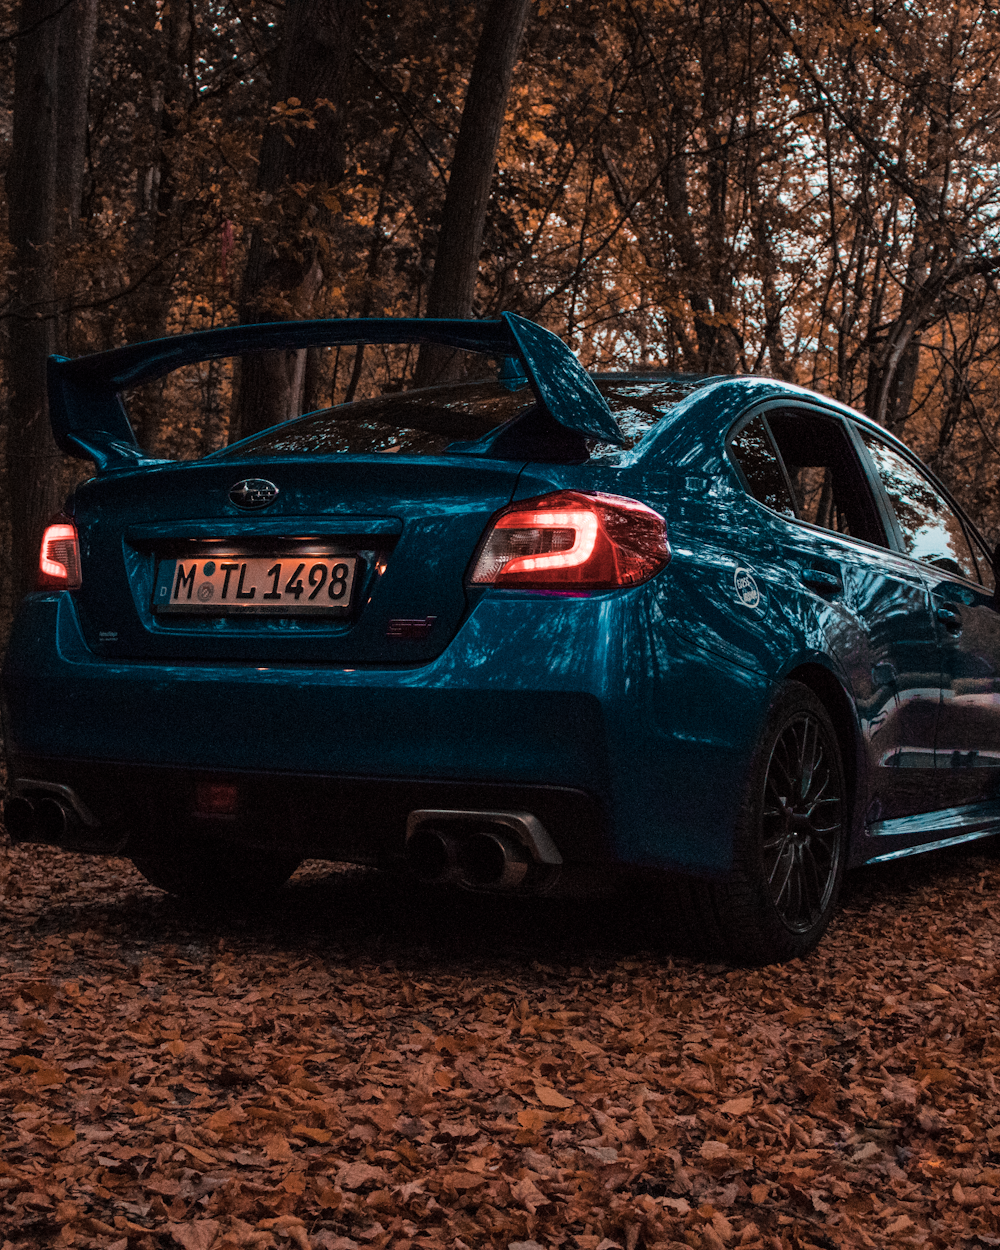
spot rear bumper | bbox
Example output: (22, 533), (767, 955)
(2, 591), (771, 875)
(5, 759), (606, 865)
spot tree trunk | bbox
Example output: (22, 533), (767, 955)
(5, 1), (62, 606)
(55, 0), (98, 236)
(3, 0), (98, 605)
(865, 241), (951, 431)
(414, 0), (532, 387)
(232, 0), (360, 442)
(123, 2), (196, 452)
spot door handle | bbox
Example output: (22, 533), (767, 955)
(801, 568), (842, 594)
(936, 603), (964, 633)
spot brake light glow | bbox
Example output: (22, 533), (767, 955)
(37, 517), (82, 590)
(469, 490), (670, 590)
(194, 782), (239, 817)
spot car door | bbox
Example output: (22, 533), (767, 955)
(730, 406), (943, 824)
(856, 429), (1000, 816)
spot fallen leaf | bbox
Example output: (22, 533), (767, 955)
(534, 1084), (574, 1108)
(517, 1108), (554, 1131)
(204, 1106), (248, 1132)
(31, 1066), (67, 1086)
(263, 1133), (294, 1162)
(179, 1141), (218, 1166)
(441, 1170), (487, 1191)
(166, 1220), (220, 1250)
(292, 1123), (333, 1143)
(582, 1145), (619, 1163)
(337, 1162), (389, 1191)
(885, 1214), (915, 1233)
(45, 1123), (76, 1147)
(719, 1095), (754, 1115)
(635, 1106), (656, 1141)
(512, 1175), (549, 1213)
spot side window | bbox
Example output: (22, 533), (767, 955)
(765, 410), (885, 545)
(729, 416), (796, 517)
(858, 430), (982, 583)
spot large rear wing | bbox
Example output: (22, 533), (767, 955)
(47, 313), (625, 471)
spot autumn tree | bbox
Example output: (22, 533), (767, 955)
(8, 0), (1000, 645)
(413, 0), (533, 385)
(232, 0), (362, 441)
(3, 0), (97, 605)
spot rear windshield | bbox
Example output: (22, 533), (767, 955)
(223, 382), (533, 458)
(219, 375), (706, 462)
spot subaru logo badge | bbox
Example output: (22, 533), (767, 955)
(229, 479), (279, 510)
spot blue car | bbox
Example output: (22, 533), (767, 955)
(3, 314), (999, 963)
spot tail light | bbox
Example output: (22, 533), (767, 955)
(37, 516), (82, 590)
(469, 490), (670, 590)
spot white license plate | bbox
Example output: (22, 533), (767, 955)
(154, 554), (358, 614)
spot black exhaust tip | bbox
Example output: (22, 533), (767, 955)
(405, 827), (457, 883)
(34, 797), (70, 843)
(457, 831), (528, 888)
(3, 796), (36, 842)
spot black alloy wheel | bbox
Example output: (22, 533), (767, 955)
(760, 708), (843, 934)
(682, 681), (849, 965)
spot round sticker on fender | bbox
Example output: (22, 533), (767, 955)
(734, 567), (760, 608)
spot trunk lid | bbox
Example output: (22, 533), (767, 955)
(69, 455), (523, 664)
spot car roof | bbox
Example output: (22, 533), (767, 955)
(636, 373), (916, 456)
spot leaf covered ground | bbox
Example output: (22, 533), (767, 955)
(1, 840), (999, 1250)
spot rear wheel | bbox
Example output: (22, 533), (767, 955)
(686, 682), (848, 964)
(131, 837), (301, 909)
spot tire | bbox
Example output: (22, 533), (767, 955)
(686, 681), (848, 965)
(131, 836), (301, 910)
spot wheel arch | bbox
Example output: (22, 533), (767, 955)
(784, 661), (864, 857)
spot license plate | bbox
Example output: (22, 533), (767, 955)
(153, 554), (359, 615)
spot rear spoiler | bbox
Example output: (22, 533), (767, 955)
(47, 313), (625, 471)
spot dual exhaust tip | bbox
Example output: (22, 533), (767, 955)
(2, 782), (97, 847)
(404, 809), (562, 892)
(407, 826), (529, 889)
(4, 794), (77, 844)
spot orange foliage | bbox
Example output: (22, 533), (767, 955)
(3, 0), (1000, 628)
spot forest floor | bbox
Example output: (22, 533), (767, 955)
(0, 839), (999, 1250)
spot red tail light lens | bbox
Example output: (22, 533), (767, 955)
(469, 490), (670, 590)
(37, 516), (82, 590)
